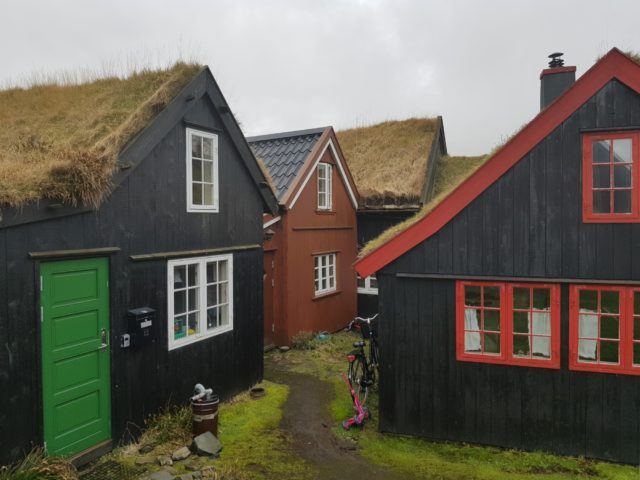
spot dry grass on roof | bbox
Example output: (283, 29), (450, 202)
(360, 154), (488, 256)
(0, 62), (202, 208)
(337, 118), (439, 206)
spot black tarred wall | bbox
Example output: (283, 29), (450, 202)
(0, 94), (265, 462)
(378, 79), (640, 464)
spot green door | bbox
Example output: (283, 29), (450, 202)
(40, 258), (111, 456)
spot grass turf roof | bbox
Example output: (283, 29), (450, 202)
(360, 154), (488, 256)
(0, 62), (202, 208)
(337, 118), (440, 207)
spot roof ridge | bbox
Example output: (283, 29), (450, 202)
(246, 127), (328, 143)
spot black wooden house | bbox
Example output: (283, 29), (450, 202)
(356, 49), (640, 463)
(0, 65), (277, 463)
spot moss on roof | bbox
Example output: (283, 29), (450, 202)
(360, 154), (488, 256)
(0, 62), (202, 208)
(337, 118), (439, 206)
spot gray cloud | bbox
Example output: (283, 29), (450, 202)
(1, 0), (639, 155)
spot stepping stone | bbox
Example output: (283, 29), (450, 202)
(191, 431), (222, 457)
(172, 446), (191, 461)
(149, 471), (175, 480)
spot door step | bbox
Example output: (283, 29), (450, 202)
(70, 439), (113, 468)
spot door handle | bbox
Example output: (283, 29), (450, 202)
(100, 328), (108, 351)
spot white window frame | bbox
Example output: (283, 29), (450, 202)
(317, 162), (333, 210)
(167, 254), (233, 350)
(314, 253), (337, 296)
(357, 274), (379, 295)
(186, 128), (219, 213)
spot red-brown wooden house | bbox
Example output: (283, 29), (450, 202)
(248, 127), (359, 346)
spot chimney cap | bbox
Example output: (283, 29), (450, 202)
(548, 52), (565, 68)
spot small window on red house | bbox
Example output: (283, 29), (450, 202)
(456, 281), (560, 368)
(583, 132), (640, 222)
(569, 285), (640, 375)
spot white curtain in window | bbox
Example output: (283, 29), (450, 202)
(464, 308), (481, 351)
(531, 312), (551, 356)
(578, 309), (598, 360)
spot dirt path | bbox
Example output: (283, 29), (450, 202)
(264, 367), (401, 480)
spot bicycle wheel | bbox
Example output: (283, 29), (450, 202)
(348, 356), (369, 405)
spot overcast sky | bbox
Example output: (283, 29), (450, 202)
(2, 1), (640, 155)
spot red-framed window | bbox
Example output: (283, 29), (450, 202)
(456, 281), (560, 368)
(569, 285), (640, 375)
(582, 131), (640, 222)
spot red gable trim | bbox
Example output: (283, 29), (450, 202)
(356, 48), (640, 278)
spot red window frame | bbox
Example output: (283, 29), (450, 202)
(569, 285), (640, 375)
(456, 281), (561, 369)
(582, 131), (640, 223)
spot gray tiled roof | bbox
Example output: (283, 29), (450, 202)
(247, 127), (326, 201)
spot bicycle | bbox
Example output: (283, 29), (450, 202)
(346, 314), (379, 406)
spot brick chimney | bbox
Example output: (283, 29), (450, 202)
(540, 52), (576, 110)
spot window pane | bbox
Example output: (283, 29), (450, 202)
(464, 308), (480, 331)
(484, 333), (500, 354)
(318, 193), (326, 206)
(174, 265), (186, 289)
(635, 317), (640, 341)
(207, 262), (216, 283)
(513, 288), (529, 309)
(600, 341), (619, 364)
(579, 314), (598, 338)
(174, 290), (186, 314)
(219, 283), (228, 303)
(600, 315), (619, 339)
(532, 336), (551, 359)
(188, 312), (198, 336)
(188, 264), (198, 286)
(578, 339), (597, 362)
(532, 312), (551, 335)
(207, 307), (218, 330)
(202, 137), (213, 160)
(601, 291), (619, 313)
(192, 159), (202, 181)
(635, 292), (640, 315)
(513, 311), (530, 333)
(220, 304), (229, 326)
(513, 335), (530, 357)
(593, 190), (610, 213)
(579, 290), (598, 313)
(613, 164), (632, 187)
(370, 276), (378, 289)
(483, 286), (500, 307)
(634, 343), (640, 366)
(219, 261), (228, 281)
(188, 287), (198, 311)
(357, 276), (365, 288)
(464, 286), (481, 306)
(207, 285), (217, 307)
(592, 140), (610, 163)
(174, 315), (187, 340)
(203, 160), (213, 182)
(533, 288), (551, 310)
(465, 332), (481, 353)
(203, 184), (213, 206)
(192, 135), (202, 158)
(613, 190), (631, 214)
(192, 183), (203, 205)
(592, 165), (610, 188)
(483, 310), (500, 331)
(613, 138), (632, 163)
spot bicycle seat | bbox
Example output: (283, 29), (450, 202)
(353, 341), (365, 348)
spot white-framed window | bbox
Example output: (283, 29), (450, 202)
(357, 274), (378, 295)
(314, 253), (337, 295)
(317, 162), (332, 210)
(186, 128), (219, 212)
(167, 254), (233, 350)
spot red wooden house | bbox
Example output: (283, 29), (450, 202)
(248, 127), (359, 346)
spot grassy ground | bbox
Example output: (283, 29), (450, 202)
(267, 331), (640, 480)
(106, 380), (313, 480)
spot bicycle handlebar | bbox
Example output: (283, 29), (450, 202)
(347, 313), (379, 330)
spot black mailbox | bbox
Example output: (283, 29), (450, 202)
(127, 307), (155, 346)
